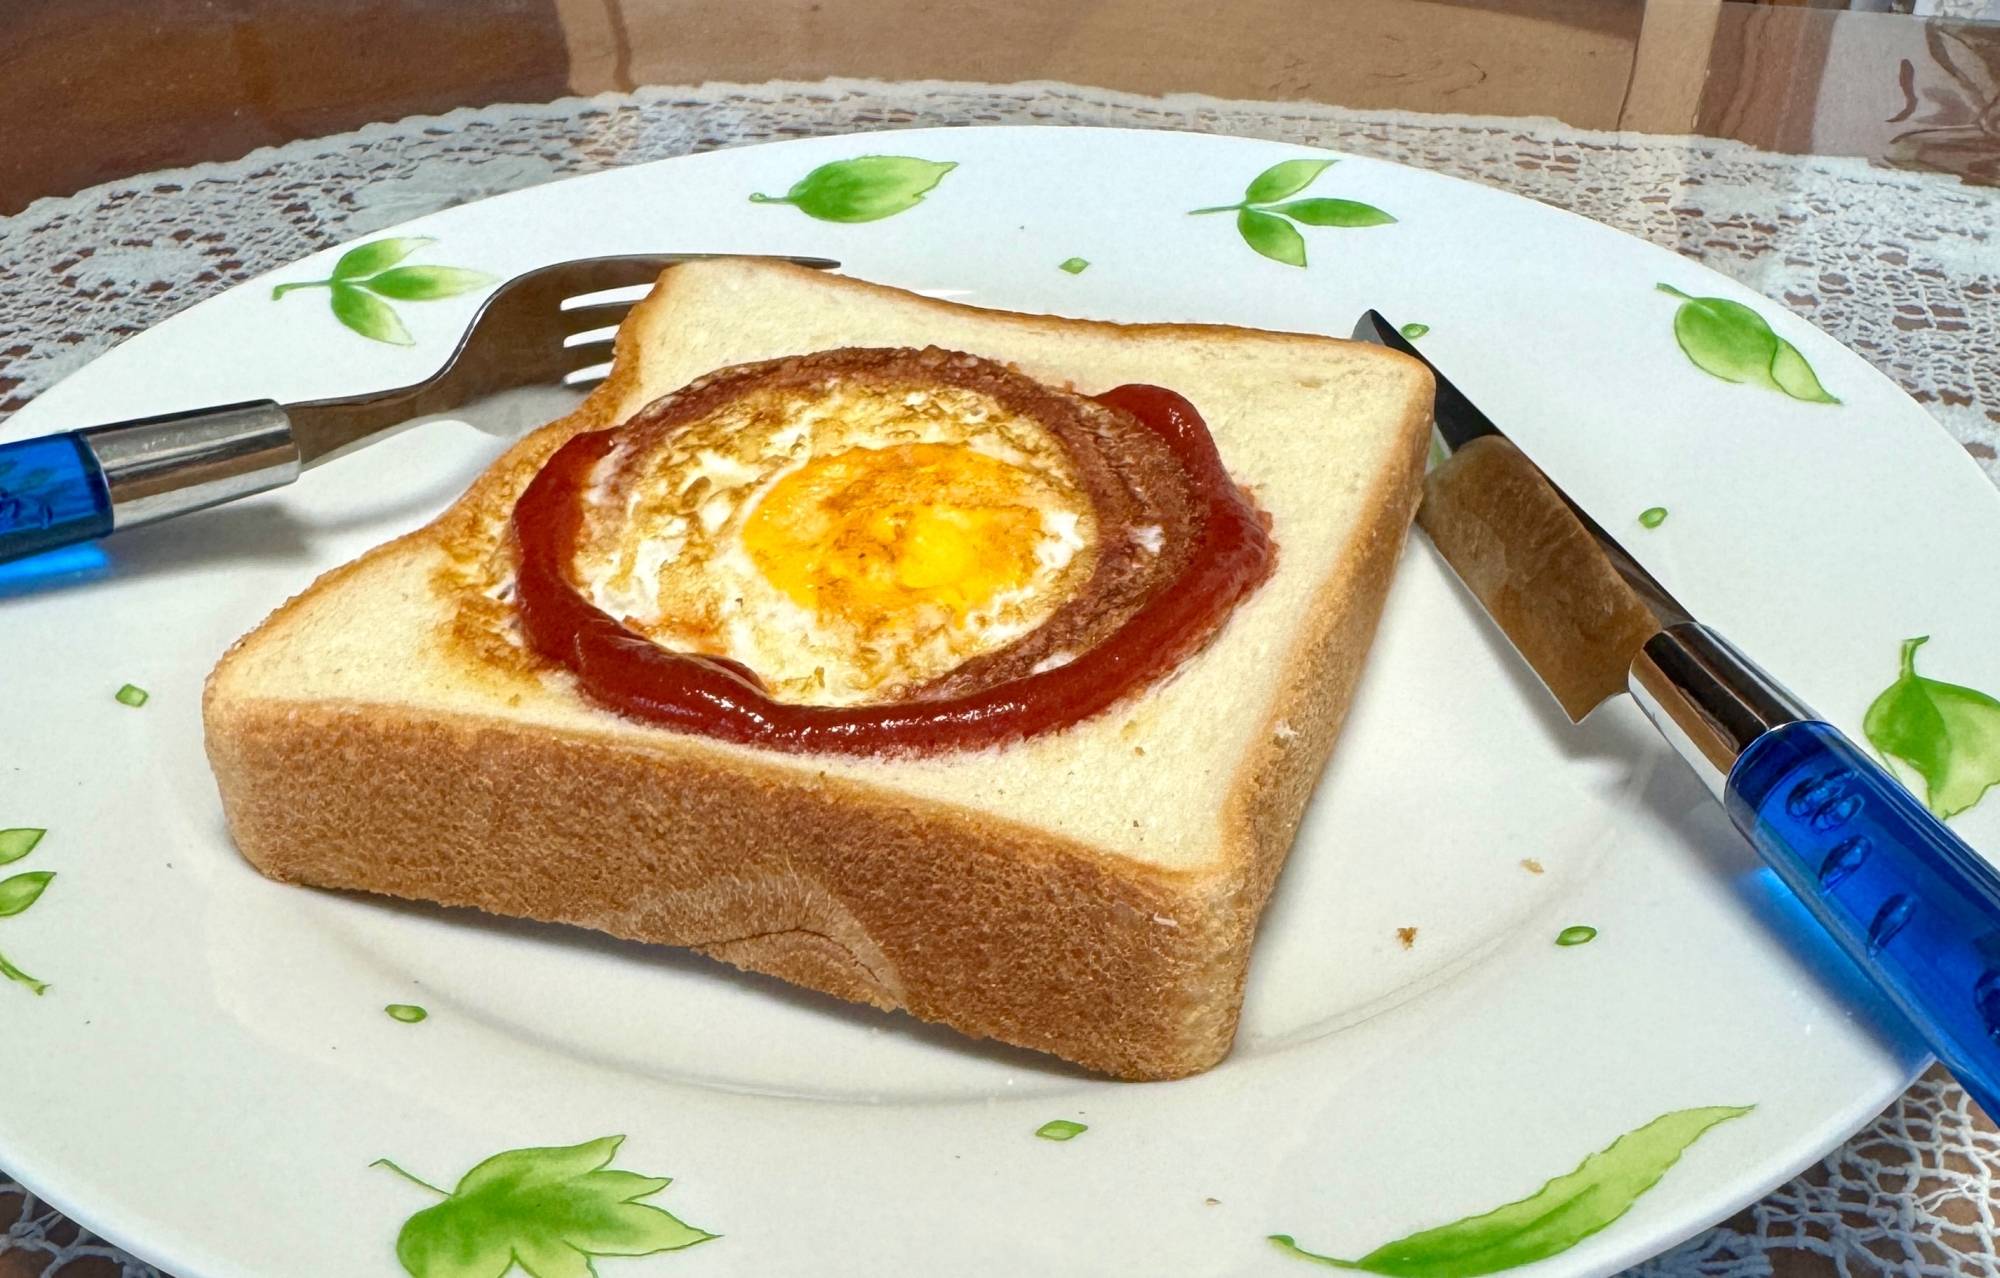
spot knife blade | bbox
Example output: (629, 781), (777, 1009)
(1354, 308), (2000, 1118)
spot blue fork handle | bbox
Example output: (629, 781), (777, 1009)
(0, 434), (115, 563)
(0, 402), (299, 567)
(1728, 720), (2000, 1118)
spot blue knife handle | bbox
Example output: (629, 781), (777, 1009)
(1727, 720), (2000, 1118)
(0, 434), (114, 563)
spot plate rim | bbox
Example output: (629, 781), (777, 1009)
(4, 121), (1977, 1278)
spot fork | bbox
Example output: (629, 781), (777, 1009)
(0, 253), (836, 568)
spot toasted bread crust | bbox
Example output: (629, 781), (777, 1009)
(207, 697), (1244, 1077)
(203, 261), (1432, 1079)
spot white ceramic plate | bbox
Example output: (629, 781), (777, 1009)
(4, 127), (1998, 1278)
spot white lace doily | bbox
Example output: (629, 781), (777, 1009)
(3, 79), (1998, 1278)
(3, 78), (1994, 481)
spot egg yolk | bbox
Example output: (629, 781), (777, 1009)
(743, 443), (1052, 633)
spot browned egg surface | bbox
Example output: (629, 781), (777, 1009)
(571, 376), (1099, 707)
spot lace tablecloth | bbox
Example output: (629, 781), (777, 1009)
(2, 79), (1997, 1278)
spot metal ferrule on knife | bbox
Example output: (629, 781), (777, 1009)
(1630, 623), (1808, 802)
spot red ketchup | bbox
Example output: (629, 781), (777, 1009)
(510, 384), (1274, 756)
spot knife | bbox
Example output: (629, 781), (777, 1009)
(1354, 309), (2000, 1117)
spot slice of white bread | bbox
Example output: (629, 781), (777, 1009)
(204, 258), (1433, 1079)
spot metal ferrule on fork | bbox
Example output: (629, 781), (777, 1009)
(78, 401), (301, 530)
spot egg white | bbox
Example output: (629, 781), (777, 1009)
(572, 378), (1098, 706)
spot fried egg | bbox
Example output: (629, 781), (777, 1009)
(572, 371), (1099, 707)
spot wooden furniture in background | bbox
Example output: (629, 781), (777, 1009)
(1, 0), (1988, 216)
(555, 0), (1648, 128)
(1699, 3), (1841, 152)
(0, 0), (570, 216)
(1620, 0), (1727, 131)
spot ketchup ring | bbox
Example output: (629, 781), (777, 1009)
(510, 383), (1274, 756)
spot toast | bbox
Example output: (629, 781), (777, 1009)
(203, 258), (1433, 1079)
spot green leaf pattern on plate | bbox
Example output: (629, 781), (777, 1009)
(1237, 209), (1308, 268)
(379, 1136), (715, 1278)
(1639, 507), (1669, 529)
(1269, 198), (1398, 228)
(1244, 159), (1337, 204)
(0, 828), (44, 866)
(1865, 636), (2000, 820)
(362, 266), (501, 302)
(330, 237), (434, 281)
(1192, 159), (1396, 266)
(1555, 926), (1598, 947)
(273, 237), (495, 346)
(1656, 285), (1838, 403)
(0, 828), (53, 995)
(0, 872), (54, 917)
(1270, 1105), (1752, 1276)
(1399, 323), (1430, 341)
(750, 156), (957, 222)
(331, 284), (415, 346)
(1059, 257), (1090, 274)
(1035, 1120), (1088, 1141)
